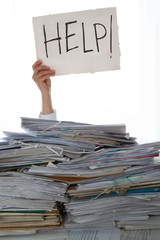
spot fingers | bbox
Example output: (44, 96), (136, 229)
(32, 60), (50, 74)
(34, 65), (50, 75)
(34, 74), (52, 83)
(32, 60), (55, 74)
(32, 60), (42, 70)
(33, 70), (55, 82)
(32, 60), (56, 82)
(36, 70), (55, 78)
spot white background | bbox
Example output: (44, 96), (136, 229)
(0, 0), (160, 143)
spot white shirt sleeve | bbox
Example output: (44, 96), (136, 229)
(39, 110), (57, 120)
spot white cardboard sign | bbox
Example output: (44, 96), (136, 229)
(33, 8), (120, 76)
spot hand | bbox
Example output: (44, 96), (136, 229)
(32, 60), (55, 96)
(32, 60), (55, 115)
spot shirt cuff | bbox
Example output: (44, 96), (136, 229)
(39, 110), (57, 120)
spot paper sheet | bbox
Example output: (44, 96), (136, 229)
(33, 8), (120, 76)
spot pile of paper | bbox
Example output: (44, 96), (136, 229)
(64, 193), (160, 230)
(0, 212), (62, 230)
(1, 117), (160, 231)
(0, 171), (67, 230)
(27, 142), (160, 230)
(1, 117), (136, 170)
(20, 117), (136, 155)
(0, 140), (69, 171)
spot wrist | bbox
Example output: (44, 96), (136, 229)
(41, 92), (51, 102)
(42, 105), (54, 115)
(42, 109), (54, 114)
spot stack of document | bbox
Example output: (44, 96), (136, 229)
(0, 140), (21, 151)
(20, 117), (137, 154)
(1, 118), (137, 170)
(1, 117), (160, 231)
(64, 192), (160, 230)
(0, 172), (67, 230)
(63, 142), (160, 230)
(27, 142), (160, 184)
(0, 211), (62, 230)
(0, 141), (70, 171)
(27, 142), (160, 230)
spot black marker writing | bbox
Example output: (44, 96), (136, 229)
(93, 23), (107, 52)
(65, 21), (78, 52)
(43, 25), (48, 58)
(43, 20), (109, 56)
(110, 15), (112, 58)
(43, 23), (62, 57)
(82, 22), (93, 53)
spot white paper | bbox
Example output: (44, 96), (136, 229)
(33, 8), (120, 76)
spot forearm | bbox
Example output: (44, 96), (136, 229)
(41, 93), (54, 115)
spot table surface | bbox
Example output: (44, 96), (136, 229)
(1, 229), (160, 240)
